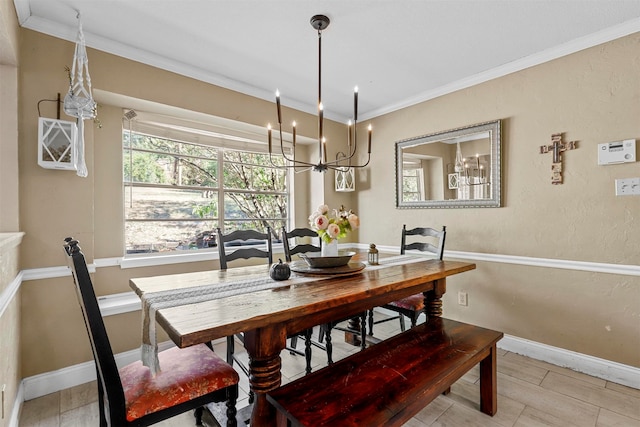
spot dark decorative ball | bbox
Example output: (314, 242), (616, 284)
(270, 259), (291, 281)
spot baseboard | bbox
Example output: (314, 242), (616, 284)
(499, 334), (640, 389)
(375, 307), (639, 390)
(7, 380), (24, 427)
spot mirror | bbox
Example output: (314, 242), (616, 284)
(395, 120), (501, 208)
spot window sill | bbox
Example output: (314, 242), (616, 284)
(119, 243), (287, 269)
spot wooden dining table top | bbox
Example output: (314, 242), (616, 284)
(130, 253), (476, 349)
(130, 252), (476, 426)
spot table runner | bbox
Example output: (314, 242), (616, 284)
(140, 254), (431, 373)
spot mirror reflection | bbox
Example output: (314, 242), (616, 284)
(396, 120), (501, 208)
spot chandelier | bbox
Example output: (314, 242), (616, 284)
(268, 14), (372, 173)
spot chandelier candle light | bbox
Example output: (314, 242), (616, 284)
(268, 14), (372, 173)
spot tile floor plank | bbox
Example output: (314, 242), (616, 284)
(541, 371), (640, 421)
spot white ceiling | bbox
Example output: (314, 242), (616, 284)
(14, 0), (640, 122)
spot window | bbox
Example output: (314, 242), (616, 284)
(402, 161), (424, 202)
(123, 114), (288, 254)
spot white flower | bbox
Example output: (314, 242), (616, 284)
(317, 204), (329, 215)
(326, 223), (340, 239)
(348, 213), (360, 229)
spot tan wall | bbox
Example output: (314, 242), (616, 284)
(17, 28), (356, 376)
(0, 0), (20, 232)
(13, 26), (639, 379)
(0, 1), (21, 425)
(358, 33), (640, 366)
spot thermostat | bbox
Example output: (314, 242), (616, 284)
(598, 139), (636, 165)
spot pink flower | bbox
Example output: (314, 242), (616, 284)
(348, 214), (360, 229)
(314, 215), (329, 230)
(326, 223), (340, 239)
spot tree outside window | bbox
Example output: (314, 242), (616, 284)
(124, 130), (288, 254)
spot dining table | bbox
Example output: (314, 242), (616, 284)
(129, 252), (476, 426)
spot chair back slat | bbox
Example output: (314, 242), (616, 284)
(63, 238), (127, 422)
(400, 225), (447, 260)
(281, 227), (321, 262)
(216, 227), (273, 270)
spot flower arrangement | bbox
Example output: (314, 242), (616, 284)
(308, 204), (360, 244)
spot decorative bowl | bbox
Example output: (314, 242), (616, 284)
(299, 251), (356, 268)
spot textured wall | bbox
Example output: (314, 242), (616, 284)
(14, 27), (640, 378)
(16, 28), (345, 376)
(357, 33), (640, 366)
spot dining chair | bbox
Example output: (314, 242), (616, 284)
(368, 225), (447, 336)
(216, 226), (273, 270)
(63, 238), (239, 427)
(281, 226), (367, 366)
(281, 227), (324, 370)
(281, 226), (322, 262)
(216, 226), (292, 400)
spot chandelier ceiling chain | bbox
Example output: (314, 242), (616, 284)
(268, 14), (372, 173)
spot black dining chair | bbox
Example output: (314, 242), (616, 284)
(216, 227), (273, 270)
(282, 226), (367, 366)
(216, 227), (273, 400)
(368, 225), (447, 336)
(282, 226), (322, 262)
(63, 238), (239, 427)
(281, 227), (324, 371)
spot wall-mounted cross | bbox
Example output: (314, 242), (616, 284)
(540, 133), (577, 184)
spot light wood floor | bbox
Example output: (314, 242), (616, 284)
(20, 313), (640, 426)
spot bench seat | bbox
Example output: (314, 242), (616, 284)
(267, 317), (503, 427)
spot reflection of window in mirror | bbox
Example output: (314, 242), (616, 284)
(402, 160), (424, 201)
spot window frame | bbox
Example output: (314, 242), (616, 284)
(401, 161), (425, 202)
(122, 113), (292, 257)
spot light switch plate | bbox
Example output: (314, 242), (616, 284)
(615, 178), (640, 196)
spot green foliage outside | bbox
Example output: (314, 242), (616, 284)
(124, 131), (288, 251)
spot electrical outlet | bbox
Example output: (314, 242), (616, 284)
(458, 291), (468, 306)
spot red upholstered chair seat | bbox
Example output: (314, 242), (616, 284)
(387, 293), (424, 311)
(121, 344), (239, 422)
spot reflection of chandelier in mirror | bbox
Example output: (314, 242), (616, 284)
(267, 14), (372, 173)
(458, 154), (488, 200)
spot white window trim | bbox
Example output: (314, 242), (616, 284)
(123, 110), (293, 258)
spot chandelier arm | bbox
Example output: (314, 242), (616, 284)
(267, 14), (372, 174)
(334, 153), (371, 170)
(293, 165), (315, 173)
(270, 123), (326, 170)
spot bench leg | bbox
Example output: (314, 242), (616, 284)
(479, 344), (498, 416)
(276, 411), (290, 427)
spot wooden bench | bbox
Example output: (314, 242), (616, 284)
(266, 317), (503, 427)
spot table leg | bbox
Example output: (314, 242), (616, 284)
(424, 278), (446, 318)
(344, 316), (363, 347)
(243, 326), (287, 427)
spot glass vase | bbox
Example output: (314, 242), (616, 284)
(321, 239), (338, 257)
